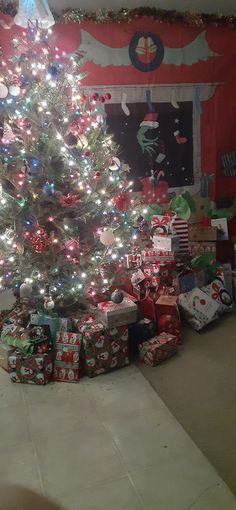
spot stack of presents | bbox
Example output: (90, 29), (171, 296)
(0, 211), (234, 385)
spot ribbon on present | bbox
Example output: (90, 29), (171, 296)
(211, 282), (221, 300)
(3, 335), (33, 354)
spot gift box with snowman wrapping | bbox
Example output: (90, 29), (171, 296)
(54, 331), (83, 383)
(139, 332), (178, 366)
(8, 351), (53, 385)
(80, 320), (129, 378)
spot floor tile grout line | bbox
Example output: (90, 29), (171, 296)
(21, 388), (45, 495)
(84, 383), (148, 509)
(127, 472), (148, 510)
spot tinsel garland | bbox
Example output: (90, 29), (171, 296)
(0, 2), (236, 28)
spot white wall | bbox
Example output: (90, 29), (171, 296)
(48, 0), (236, 15)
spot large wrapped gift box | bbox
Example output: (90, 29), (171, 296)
(54, 331), (82, 383)
(0, 342), (14, 371)
(139, 333), (178, 366)
(128, 319), (155, 358)
(98, 298), (137, 327)
(202, 279), (232, 315)
(8, 351), (53, 384)
(81, 320), (129, 377)
(178, 287), (220, 331)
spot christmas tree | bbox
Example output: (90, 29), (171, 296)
(0, 24), (137, 315)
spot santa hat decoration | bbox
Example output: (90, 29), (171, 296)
(140, 112), (159, 128)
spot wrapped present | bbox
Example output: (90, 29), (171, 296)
(177, 271), (196, 294)
(211, 218), (229, 241)
(53, 364), (79, 383)
(0, 342), (14, 371)
(98, 298), (137, 327)
(140, 176), (169, 205)
(30, 313), (68, 340)
(128, 319), (156, 358)
(141, 291), (156, 322)
(155, 295), (179, 318)
(54, 331), (82, 383)
(142, 249), (175, 264)
(155, 295), (181, 340)
(202, 279), (232, 315)
(1, 305), (31, 339)
(131, 269), (146, 287)
(158, 314), (181, 343)
(28, 324), (53, 354)
(139, 333), (177, 366)
(80, 320), (129, 377)
(188, 224), (217, 242)
(178, 287), (220, 331)
(125, 253), (142, 269)
(8, 351), (53, 384)
(189, 241), (216, 258)
(193, 269), (206, 288)
(151, 212), (175, 235)
(152, 235), (180, 253)
(172, 217), (189, 254)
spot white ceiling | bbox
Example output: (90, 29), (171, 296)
(48, 0), (236, 15)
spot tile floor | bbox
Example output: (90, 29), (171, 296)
(0, 364), (235, 510)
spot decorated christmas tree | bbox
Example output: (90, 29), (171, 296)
(0, 23), (138, 315)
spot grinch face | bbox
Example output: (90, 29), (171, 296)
(20, 365), (33, 378)
(87, 357), (95, 367)
(97, 352), (109, 361)
(8, 356), (17, 369)
(95, 336), (104, 348)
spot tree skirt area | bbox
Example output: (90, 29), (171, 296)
(138, 310), (236, 495)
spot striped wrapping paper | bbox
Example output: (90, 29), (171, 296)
(173, 218), (189, 255)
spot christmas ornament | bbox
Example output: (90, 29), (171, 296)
(16, 241), (24, 255)
(100, 229), (115, 246)
(109, 157), (120, 171)
(44, 296), (55, 310)
(113, 192), (130, 211)
(99, 96), (105, 103)
(0, 83), (8, 99)
(111, 289), (124, 304)
(20, 283), (32, 298)
(14, 0), (55, 29)
(9, 84), (21, 97)
(48, 65), (58, 80)
(58, 194), (80, 207)
(77, 134), (88, 149)
(105, 93), (111, 100)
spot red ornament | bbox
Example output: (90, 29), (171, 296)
(58, 194), (80, 207)
(31, 236), (47, 253)
(99, 96), (105, 103)
(113, 191), (130, 211)
(93, 171), (101, 180)
(84, 150), (91, 157)
(105, 93), (111, 100)
(92, 93), (99, 101)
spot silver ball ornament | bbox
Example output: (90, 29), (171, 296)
(111, 289), (124, 304)
(20, 283), (32, 298)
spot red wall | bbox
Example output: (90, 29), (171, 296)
(1, 15), (236, 199)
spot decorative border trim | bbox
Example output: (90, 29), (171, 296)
(0, 3), (236, 28)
